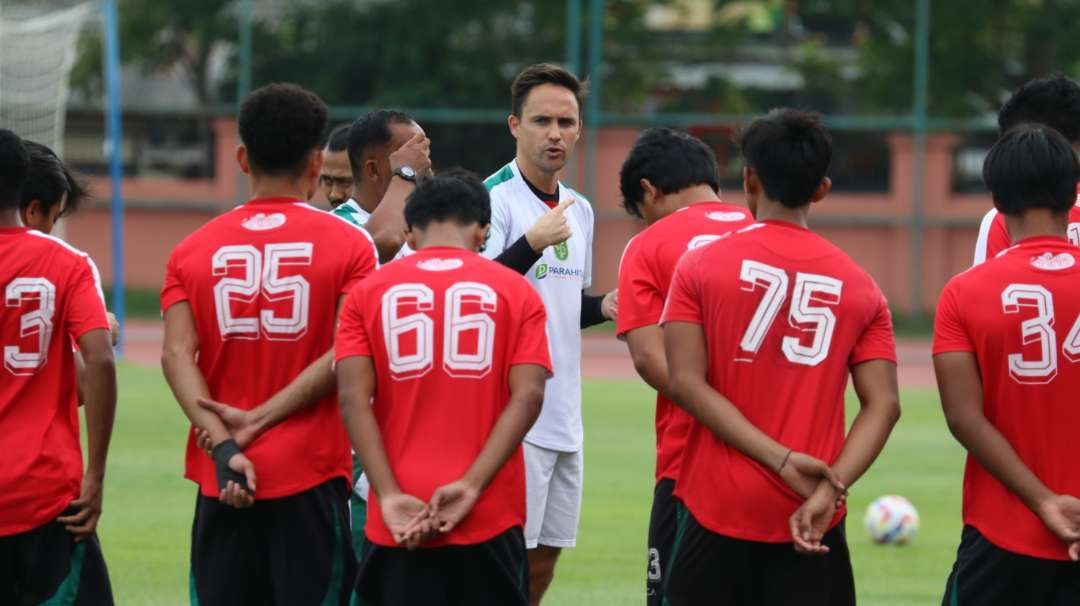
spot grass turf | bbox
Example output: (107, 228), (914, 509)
(98, 363), (962, 605)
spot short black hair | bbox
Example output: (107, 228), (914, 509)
(511, 63), (588, 117)
(325, 123), (351, 152)
(19, 141), (89, 217)
(738, 108), (832, 208)
(347, 110), (414, 180)
(983, 123), (1080, 216)
(619, 128), (720, 218)
(998, 76), (1080, 144)
(238, 83), (327, 177)
(404, 169), (491, 230)
(0, 129), (29, 210)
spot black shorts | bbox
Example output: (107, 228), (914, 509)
(0, 507), (114, 605)
(941, 525), (1080, 606)
(664, 506), (855, 606)
(647, 478), (678, 606)
(190, 479), (356, 606)
(356, 526), (528, 606)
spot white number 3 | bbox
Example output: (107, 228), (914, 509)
(4, 277), (56, 375)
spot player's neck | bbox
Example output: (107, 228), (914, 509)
(248, 176), (310, 202)
(1003, 210), (1068, 244)
(753, 199), (810, 228)
(0, 207), (22, 228)
(654, 186), (720, 221)
(411, 225), (473, 251)
(516, 157), (559, 195)
(354, 183), (380, 213)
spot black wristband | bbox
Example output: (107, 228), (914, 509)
(494, 235), (543, 275)
(580, 292), (607, 328)
(212, 439), (250, 493)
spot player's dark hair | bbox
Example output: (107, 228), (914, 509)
(347, 110), (414, 181)
(737, 108), (832, 209)
(19, 141), (89, 217)
(998, 75), (1080, 144)
(619, 127), (720, 218)
(238, 83), (327, 177)
(0, 129), (30, 210)
(511, 63), (588, 118)
(325, 123), (351, 152)
(404, 169), (491, 230)
(983, 123), (1080, 216)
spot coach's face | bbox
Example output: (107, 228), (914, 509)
(510, 83), (581, 175)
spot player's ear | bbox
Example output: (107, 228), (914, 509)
(236, 145), (251, 175)
(365, 157), (380, 182)
(508, 114), (520, 138)
(20, 199), (41, 227)
(309, 148), (325, 180)
(640, 178), (659, 205)
(810, 177), (832, 205)
(742, 166), (760, 196)
(474, 224), (489, 252)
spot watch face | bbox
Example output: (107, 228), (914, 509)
(400, 166), (416, 178)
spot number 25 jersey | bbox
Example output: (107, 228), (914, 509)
(661, 220), (896, 542)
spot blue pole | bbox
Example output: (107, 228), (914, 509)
(103, 0), (124, 355)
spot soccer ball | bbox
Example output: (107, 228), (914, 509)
(863, 495), (919, 545)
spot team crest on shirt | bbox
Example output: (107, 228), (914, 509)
(706, 211), (748, 222)
(554, 241), (569, 261)
(1031, 252), (1075, 270)
(241, 213), (286, 231)
(417, 258), (464, 272)
(535, 263), (549, 279)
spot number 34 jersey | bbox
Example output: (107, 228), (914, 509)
(661, 220), (896, 542)
(935, 236), (1080, 561)
(161, 198), (378, 499)
(335, 246), (553, 548)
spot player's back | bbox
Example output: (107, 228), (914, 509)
(161, 198), (377, 498)
(935, 236), (1080, 560)
(341, 246), (550, 547)
(665, 219), (894, 542)
(0, 227), (108, 535)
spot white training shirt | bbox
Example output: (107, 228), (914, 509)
(482, 161), (594, 452)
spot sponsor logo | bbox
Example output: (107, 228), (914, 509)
(706, 211), (748, 222)
(1031, 252), (1076, 270)
(554, 241), (569, 261)
(536, 261), (583, 281)
(417, 258), (464, 272)
(241, 212), (286, 231)
(535, 263), (548, 279)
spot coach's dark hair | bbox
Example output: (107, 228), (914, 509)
(619, 128), (720, 218)
(404, 170), (491, 230)
(19, 141), (89, 217)
(347, 110), (414, 181)
(998, 75), (1080, 144)
(511, 63), (588, 117)
(238, 83), (327, 177)
(737, 108), (832, 208)
(325, 123), (351, 153)
(0, 129), (29, 210)
(983, 123), (1080, 216)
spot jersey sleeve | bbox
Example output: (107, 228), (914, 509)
(481, 194), (510, 260)
(615, 238), (664, 336)
(341, 224), (380, 293)
(160, 250), (188, 313)
(973, 210), (1011, 265)
(510, 286), (553, 375)
(65, 256), (110, 341)
(334, 286), (374, 363)
(660, 250), (703, 326)
(849, 293), (898, 366)
(932, 282), (974, 355)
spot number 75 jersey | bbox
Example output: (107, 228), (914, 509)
(335, 246), (553, 547)
(660, 220), (896, 543)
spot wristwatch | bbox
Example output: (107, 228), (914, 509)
(392, 166), (417, 182)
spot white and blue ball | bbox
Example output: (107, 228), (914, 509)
(863, 495), (919, 545)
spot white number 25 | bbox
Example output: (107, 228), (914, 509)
(212, 243), (312, 341)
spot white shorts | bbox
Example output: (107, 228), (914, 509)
(524, 442), (583, 549)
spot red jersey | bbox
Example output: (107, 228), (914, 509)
(973, 187), (1080, 264)
(161, 198), (377, 499)
(0, 228), (108, 536)
(616, 201), (753, 482)
(935, 236), (1080, 560)
(335, 247), (552, 547)
(661, 220), (896, 542)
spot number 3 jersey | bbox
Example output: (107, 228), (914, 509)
(661, 220), (896, 542)
(161, 198), (378, 499)
(0, 227), (109, 536)
(335, 246), (553, 548)
(935, 236), (1080, 561)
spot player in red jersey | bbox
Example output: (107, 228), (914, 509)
(614, 127), (753, 605)
(973, 76), (1080, 264)
(936, 124), (1080, 604)
(0, 129), (117, 604)
(160, 84), (377, 605)
(661, 109), (900, 605)
(336, 171), (551, 606)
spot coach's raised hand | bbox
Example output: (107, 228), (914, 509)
(525, 197), (574, 252)
(390, 132), (432, 178)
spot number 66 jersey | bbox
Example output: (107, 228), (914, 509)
(335, 246), (552, 547)
(660, 220), (896, 542)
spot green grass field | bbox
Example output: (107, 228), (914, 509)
(99, 363), (963, 605)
